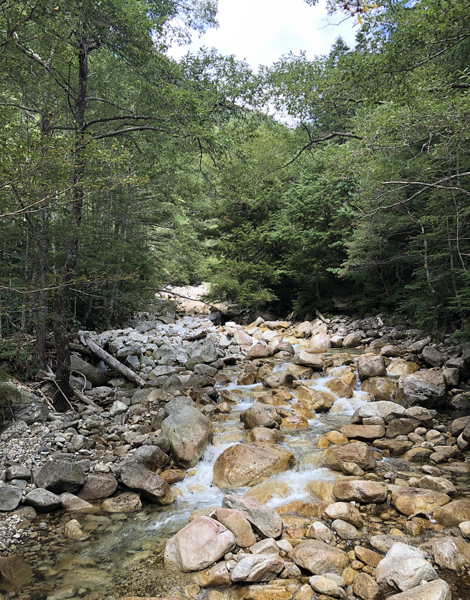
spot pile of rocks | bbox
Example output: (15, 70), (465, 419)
(162, 492), (456, 600)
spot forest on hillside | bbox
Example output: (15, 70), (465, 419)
(1, 0), (470, 394)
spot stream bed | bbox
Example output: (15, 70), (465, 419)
(3, 327), (470, 600)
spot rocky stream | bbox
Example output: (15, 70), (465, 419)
(1, 291), (470, 600)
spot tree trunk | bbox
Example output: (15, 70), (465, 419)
(53, 40), (89, 409)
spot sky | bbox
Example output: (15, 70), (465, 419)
(170, 0), (357, 69)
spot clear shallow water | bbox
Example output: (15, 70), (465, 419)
(2, 343), (377, 599)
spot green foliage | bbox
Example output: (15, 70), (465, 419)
(0, 340), (39, 379)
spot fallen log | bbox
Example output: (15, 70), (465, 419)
(78, 332), (146, 388)
(71, 387), (100, 411)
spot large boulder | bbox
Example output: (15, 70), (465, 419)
(357, 355), (386, 381)
(421, 536), (470, 571)
(395, 370), (446, 409)
(34, 459), (87, 494)
(391, 488), (450, 516)
(222, 494), (283, 538)
(289, 540), (349, 575)
(433, 499), (470, 526)
(161, 406), (212, 468)
(376, 542), (438, 596)
(213, 443), (295, 489)
(120, 462), (174, 505)
(326, 442), (376, 471)
(333, 479), (387, 504)
(70, 354), (109, 386)
(241, 403), (281, 429)
(164, 516), (236, 572)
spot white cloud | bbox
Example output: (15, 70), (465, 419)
(170, 0), (357, 68)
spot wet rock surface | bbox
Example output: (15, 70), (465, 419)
(1, 295), (470, 599)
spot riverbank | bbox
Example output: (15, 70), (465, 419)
(0, 297), (469, 599)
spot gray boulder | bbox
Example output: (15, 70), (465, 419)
(161, 406), (212, 468)
(396, 371), (445, 409)
(191, 339), (218, 364)
(376, 542), (438, 596)
(120, 461), (174, 505)
(126, 445), (169, 472)
(34, 459), (87, 494)
(24, 489), (61, 512)
(0, 486), (22, 511)
(70, 354), (109, 387)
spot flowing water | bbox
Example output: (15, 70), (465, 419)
(4, 333), (469, 599)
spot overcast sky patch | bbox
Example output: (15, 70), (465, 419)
(170, 0), (357, 69)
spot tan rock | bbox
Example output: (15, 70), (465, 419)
(286, 364), (313, 379)
(64, 519), (86, 540)
(341, 424), (385, 441)
(233, 583), (295, 600)
(325, 378), (353, 398)
(354, 546), (383, 568)
(213, 507), (256, 548)
(247, 344), (273, 359)
(325, 430), (348, 445)
(275, 500), (331, 518)
(289, 540), (349, 575)
(222, 494), (283, 539)
(324, 502), (363, 528)
(306, 480), (335, 502)
(195, 562), (231, 587)
(309, 332), (331, 352)
(246, 480), (291, 504)
(353, 572), (381, 600)
(280, 416), (309, 430)
(294, 350), (324, 369)
(213, 443), (295, 489)
(433, 499), (470, 526)
(292, 402), (315, 420)
(326, 442), (376, 471)
(402, 447), (433, 462)
(160, 469), (185, 484)
(101, 492), (141, 513)
(392, 488), (450, 516)
(387, 359), (419, 376)
(241, 403), (281, 429)
(372, 439), (413, 456)
(245, 427), (285, 444)
(361, 377), (396, 401)
(357, 355), (386, 381)
(333, 479), (387, 503)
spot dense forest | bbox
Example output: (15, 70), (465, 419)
(1, 0), (470, 394)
